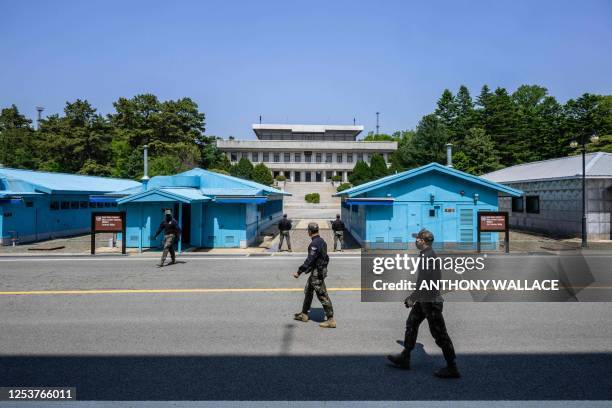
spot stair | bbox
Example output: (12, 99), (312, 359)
(281, 182), (340, 219)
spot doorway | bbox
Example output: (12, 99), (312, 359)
(315, 171), (322, 182)
(305, 172), (312, 182)
(294, 172), (301, 182)
(173, 203), (191, 244)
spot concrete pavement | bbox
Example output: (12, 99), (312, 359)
(0, 256), (611, 401)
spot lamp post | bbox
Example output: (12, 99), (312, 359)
(570, 133), (599, 248)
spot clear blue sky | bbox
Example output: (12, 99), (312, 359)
(1, 0), (611, 139)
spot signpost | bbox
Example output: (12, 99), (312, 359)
(91, 212), (126, 254)
(477, 211), (509, 253)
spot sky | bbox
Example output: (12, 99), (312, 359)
(1, 0), (611, 139)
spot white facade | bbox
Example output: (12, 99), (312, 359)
(217, 124), (397, 183)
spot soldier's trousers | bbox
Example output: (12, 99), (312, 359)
(302, 274), (334, 318)
(404, 301), (456, 365)
(278, 231), (291, 251)
(161, 234), (176, 264)
(333, 232), (343, 251)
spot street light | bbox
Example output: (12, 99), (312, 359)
(570, 133), (599, 248)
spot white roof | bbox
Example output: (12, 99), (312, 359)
(252, 124), (364, 133)
(482, 152), (612, 183)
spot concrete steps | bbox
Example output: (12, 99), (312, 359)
(281, 182), (340, 219)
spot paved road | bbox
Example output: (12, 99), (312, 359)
(0, 256), (611, 401)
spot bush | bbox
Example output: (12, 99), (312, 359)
(275, 174), (287, 181)
(252, 163), (274, 185)
(209, 168), (230, 175)
(336, 182), (352, 192)
(331, 175), (342, 182)
(304, 193), (320, 204)
(230, 157), (254, 180)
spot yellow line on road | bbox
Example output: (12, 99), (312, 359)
(0, 287), (363, 296)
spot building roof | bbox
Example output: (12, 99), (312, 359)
(117, 187), (211, 205)
(252, 124), (364, 133)
(334, 162), (523, 198)
(482, 152), (612, 183)
(177, 168), (290, 196)
(0, 167), (141, 194)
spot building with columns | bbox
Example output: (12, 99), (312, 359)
(216, 124), (397, 182)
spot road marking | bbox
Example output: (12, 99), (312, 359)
(0, 256), (363, 262)
(0, 287), (363, 296)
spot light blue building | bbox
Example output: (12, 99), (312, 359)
(334, 163), (523, 249)
(0, 168), (140, 245)
(113, 168), (289, 250)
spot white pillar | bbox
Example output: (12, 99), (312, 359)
(343, 171), (348, 183)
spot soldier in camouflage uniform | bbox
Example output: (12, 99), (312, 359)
(387, 229), (460, 378)
(292, 222), (336, 328)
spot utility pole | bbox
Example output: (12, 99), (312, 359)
(376, 112), (380, 135)
(259, 115), (262, 124)
(36, 106), (44, 129)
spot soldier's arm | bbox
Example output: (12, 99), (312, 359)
(298, 245), (318, 274)
(153, 222), (164, 238)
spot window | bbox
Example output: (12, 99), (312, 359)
(252, 152), (259, 162)
(526, 196), (540, 214)
(61, 201), (70, 210)
(89, 202), (97, 208)
(326, 171), (333, 179)
(104, 202), (111, 207)
(294, 153), (301, 163)
(315, 153), (322, 163)
(367, 153), (372, 162)
(347, 153), (353, 163)
(273, 153), (280, 163)
(80, 201), (88, 209)
(284, 152), (291, 162)
(25, 201), (33, 208)
(337, 153), (343, 163)
(50, 201), (60, 210)
(70, 201), (79, 209)
(512, 197), (524, 212)
(241, 152), (248, 159)
(230, 152), (237, 162)
(305, 152), (312, 163)
(357, 153), (364, 162)
(326, 153), (332, 163)
(263, 152), (269, 162)
(97, 202), (105, 208)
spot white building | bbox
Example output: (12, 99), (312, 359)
(483, 152), (612, 240)
(216, 124), (397, 183)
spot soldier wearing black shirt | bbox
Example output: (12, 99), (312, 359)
(387, 229), (460, 378)
(278, 214), (292, 252)
(292, 222), (335, 328)
(153, 210), (182, 267)
(331, 214), (345, 252)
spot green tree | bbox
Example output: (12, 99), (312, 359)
(452, 128), (501, 175)
(0, 105), (38, 169)
(435, 89), (458, 134)
(213, 153), (232, 172)
(563, 93), (612, 156)
(363, 132), (395, 141)
(453, 85), (475, 142)
(369, 153), (389, 179)
(251, 162), (273, 185)
(349, 160), (372, 185)
(395, 115), (449, 168)
(230, 157), (254, 180)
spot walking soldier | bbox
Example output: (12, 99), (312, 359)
(153, 209), (182, 267)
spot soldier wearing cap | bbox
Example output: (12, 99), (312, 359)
(331, 214), (345, 252)
(387, 228), (460, 378)
(153, 209), (182, 267)
(292, 222), (336, 328)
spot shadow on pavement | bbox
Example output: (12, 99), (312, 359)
(1, 352), (610, 400)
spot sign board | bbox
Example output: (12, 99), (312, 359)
(91, 212), (126, 255)
(477, 211), (509, 253)
(479, 214), (507, 232)
(94, 214), (123, 232)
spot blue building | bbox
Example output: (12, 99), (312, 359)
(113, 168), (289, 250)
(0, 167), (140, 245)
(334, 163), (523, 249)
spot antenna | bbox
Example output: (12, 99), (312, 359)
(259, 115), (262, 124)
(36, 106), (44, 129)
(353, 117), (356, 125)
(376, 112), (380, 135)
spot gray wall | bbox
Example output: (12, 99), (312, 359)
(499, 178), (612, 240)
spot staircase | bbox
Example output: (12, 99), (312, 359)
(281, 182), (340, 219)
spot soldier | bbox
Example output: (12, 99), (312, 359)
(331, 214), (345, 252)
(153, 209), (182, 267)
(278, 214), (292, 252)
(292, 222), (336, 328)
(387, 229), (460, 378)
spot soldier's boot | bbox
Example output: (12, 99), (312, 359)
(387, 350), (411, 369)
(434, 364), (460, 379)
(319, 317), (336, 328)
(293, 312), (309, 322)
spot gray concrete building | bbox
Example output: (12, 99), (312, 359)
(216, 124), (397, 183)
(483, 152), (612, 240)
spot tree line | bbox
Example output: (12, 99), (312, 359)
(361, 85), (611, 176)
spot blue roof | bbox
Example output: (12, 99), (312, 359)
(0, 167), (141, 194)
(334, 163), (523, 198)
(117, 187), (211, 204)
(178, 168), (290, 196)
